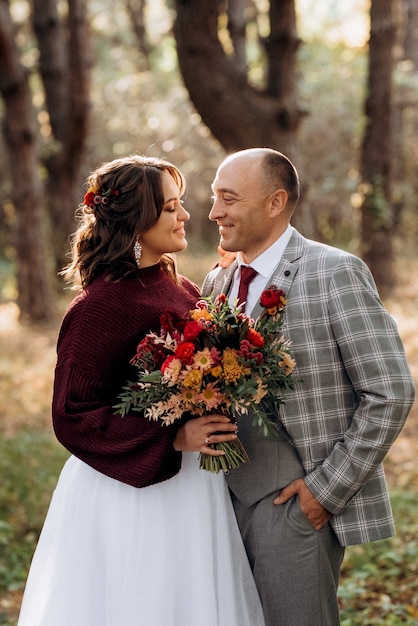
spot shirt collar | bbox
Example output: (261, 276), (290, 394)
(237, 225), (293, 277)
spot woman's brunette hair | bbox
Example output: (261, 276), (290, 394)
(62, 155), (186, 289)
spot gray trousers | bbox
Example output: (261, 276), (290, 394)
(231, 489), (345, 626)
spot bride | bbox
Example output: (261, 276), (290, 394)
(17, 155), (265, 626)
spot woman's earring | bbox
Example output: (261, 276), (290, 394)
(133, 240), (142, 267)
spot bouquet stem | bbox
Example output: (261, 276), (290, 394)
(199, 437), (250, 473)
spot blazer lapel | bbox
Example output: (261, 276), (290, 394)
(211, 261), (238, 299)
(249, 229), (304, 319)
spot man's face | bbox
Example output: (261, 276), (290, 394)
(209, 154), (277, 264)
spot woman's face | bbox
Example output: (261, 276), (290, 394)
(139, 171), (190, 267)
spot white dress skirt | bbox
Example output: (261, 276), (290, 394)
(17, 451), (265, 626)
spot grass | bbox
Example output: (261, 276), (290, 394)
(0, 431), (68, 591)
(0, 431), (69, 624)
(339, 488), (418, 624)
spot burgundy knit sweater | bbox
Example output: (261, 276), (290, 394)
(52, 263), (200, 488)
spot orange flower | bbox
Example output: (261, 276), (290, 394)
(191, 308), (213, 322)
(245, 328), (265, 348)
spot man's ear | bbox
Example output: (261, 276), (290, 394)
(269, 189), (288, 216)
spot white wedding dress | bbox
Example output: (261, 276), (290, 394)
(18, 451), (265, 626)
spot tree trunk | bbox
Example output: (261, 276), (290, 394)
(32, 0), (68, 141)
(33, 0), (91, 273)
(265, 0), (299, 106)
(359, 0), (396, 297)
(391, 0), (418, 231)
(173, 0), (302, 159)
(0, 0), (53, 323)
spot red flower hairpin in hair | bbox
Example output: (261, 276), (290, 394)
(83, 187), (120, 208)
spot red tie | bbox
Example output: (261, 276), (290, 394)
(237, 266), (258, 312)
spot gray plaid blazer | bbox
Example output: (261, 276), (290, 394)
(201, 228), (415, 546)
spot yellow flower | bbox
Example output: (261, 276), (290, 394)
(183, 368), (203, 389)
(223, 348), (244, 383)
(210, 365), (223, 378)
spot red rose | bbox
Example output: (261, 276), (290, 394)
(183, 321), (203, 341)
(175, 342), (195, 362)
(259, 287), (285, 308)
(245, 328), (265, 348)
(216, 294), (227, 304)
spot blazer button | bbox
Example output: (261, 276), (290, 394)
(284, 270), (290, 276)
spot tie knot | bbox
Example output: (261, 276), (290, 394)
(239, 266), (258, 285)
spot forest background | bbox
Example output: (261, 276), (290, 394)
(0, 0), (417, 624)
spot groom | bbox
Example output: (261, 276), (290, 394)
(201, 147), (415, 626)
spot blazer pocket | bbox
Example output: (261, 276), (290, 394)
(309, 439), (343, 463)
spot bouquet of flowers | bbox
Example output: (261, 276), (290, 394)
(115, 287), (297, 472)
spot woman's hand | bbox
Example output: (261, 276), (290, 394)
(173, 414), (238, 456)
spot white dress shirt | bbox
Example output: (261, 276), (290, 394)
(228, 225), (293, 314)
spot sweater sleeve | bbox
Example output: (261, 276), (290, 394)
(52, 280), (183, 488)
